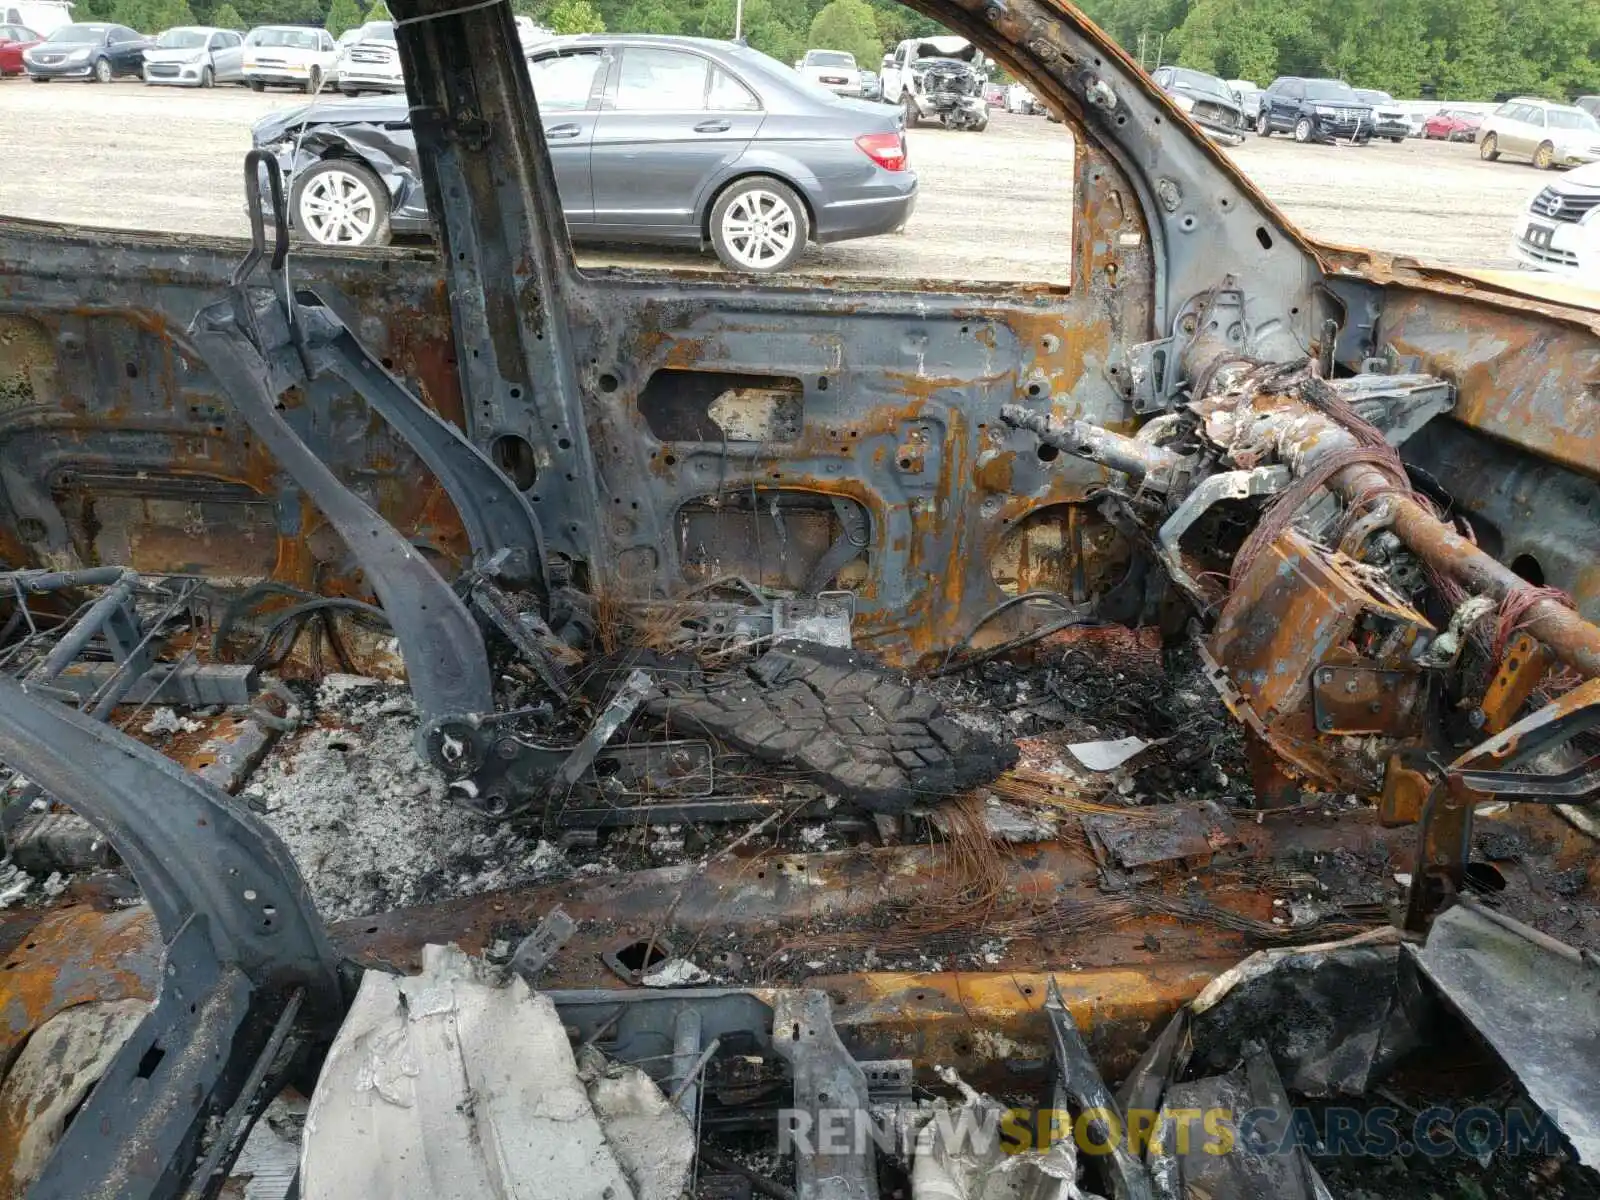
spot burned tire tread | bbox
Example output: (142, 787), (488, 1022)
(643, 645), (1016, 813)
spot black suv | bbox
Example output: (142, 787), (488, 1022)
(1256, 76), (1373, 144)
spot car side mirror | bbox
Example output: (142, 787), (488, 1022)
(882, 55), (893, 69)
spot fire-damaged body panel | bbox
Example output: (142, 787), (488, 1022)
(3, 0), (1600, 1196)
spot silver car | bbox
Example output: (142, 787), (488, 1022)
(1479, 97), (1600, 170)
(142, 25), (244, 87)
(253, 35), (917, 273)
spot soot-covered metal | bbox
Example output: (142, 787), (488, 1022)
(2, 0), (1600, 1197)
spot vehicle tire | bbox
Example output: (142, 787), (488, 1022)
(1479, 132), (1499, 161)
(290, 158), (392, 248)
(92, 56), (111, 84)
(200, 65), (213, 89)
(1389, 135), (1403, 143)
(29, 74), (47, 82)
(901, 93), (918, 130)
(709, 176), (809, 274)
(1533, 141), (1555, 170)
(249, 79), (264, 92)
(970, 112), (989, 132)
(340, 87), (359, 97)
(1293, 116), (1313, 143)
(304, 67), (321, 94)
(1255, 112), (1270, 137)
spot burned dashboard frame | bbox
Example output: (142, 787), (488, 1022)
(3, 0), (1600, 1194)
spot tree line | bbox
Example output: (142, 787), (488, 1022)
(1077, 0), (1600, 100)
(61, 0), (1600, 103)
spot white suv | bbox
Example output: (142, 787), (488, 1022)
(1479, 97), (1600, 170)
(1512, 160), (1600, 280)
(794, 49), (861, 98)
(335, 19), (400, 95)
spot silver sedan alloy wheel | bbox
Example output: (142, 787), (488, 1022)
(719, 188), (799, 270)
(299, 168), (379, 245)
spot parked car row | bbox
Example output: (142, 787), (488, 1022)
(0, 17), (418, 92)
(253, 35), (918, 273)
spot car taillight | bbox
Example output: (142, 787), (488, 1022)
(855, 132), (907, 172)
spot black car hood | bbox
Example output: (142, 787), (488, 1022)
(1172, 84), (1240, 109)
(252, 97), (410, 144)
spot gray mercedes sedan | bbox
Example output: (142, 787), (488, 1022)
(252, 35), (918, 272)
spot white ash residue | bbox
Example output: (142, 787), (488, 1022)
(141, 707), (204, 736)
(242, 679), (565, 922)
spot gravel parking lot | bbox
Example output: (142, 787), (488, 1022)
(0, 80), (1545, 280)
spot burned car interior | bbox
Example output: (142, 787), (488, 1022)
(2, 0), (1600, 1197)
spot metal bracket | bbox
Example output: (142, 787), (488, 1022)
(771, 990), (879, 1200)
(1156, 465), (1290, 608)
(300, 303), (547, 593)
(1125, 335), (1178, 413)
(1404, 675), (1600, 929)
(189, 302), (496, 755)
(1311, 662), (1430, 736)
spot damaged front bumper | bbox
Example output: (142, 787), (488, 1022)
(911, 91), (988, 127)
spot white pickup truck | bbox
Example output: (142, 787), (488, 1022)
(880, 35), (989, 132)
(794, 48), (862, 98)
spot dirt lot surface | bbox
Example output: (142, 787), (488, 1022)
(0, 80), (1548, 280)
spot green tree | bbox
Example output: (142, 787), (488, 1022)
(693, 0), (799, 63)
(363, 0), (391, 19)
(807, 0), (880, 66)
(546, 0), (604, 33)
(325, 0), (361, 36)
(154, 0), (197, 26)
(210, 0), (243, 24)
(113, 0), (197, 31)
(613, 0), (680, 33)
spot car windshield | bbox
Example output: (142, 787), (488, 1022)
(806, 51), (853, 68)
(1305, 80), (1358, 101)
(156, 28), (209, 48)
(1169, 69), (1231, 100)
(1549, 109), (1600, 132)
(45, 24), (105, 43)
(1356, 89), (1393, 103)
(358, 21), (394, 42)
(252, 28), (317, 48)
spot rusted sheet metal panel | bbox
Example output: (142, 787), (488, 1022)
(0, 906), (159, 1069)
(819, 966), (1229, 1087)
(1378, 289), (1600, 483)
(0, 214), (1153, 662)
(1209, 530), (1435, 794)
